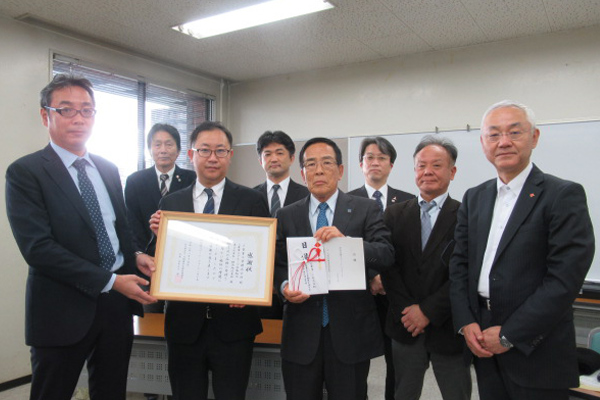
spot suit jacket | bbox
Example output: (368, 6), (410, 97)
(348, 184), (414, 279)
(158, 179), (269, 344)
(382, 197), (464, 355)
(125, 165), (196, 252)
(275, 190), (395, 365)
(449, 164), (595, 389)
(5, 144), (141, 347)
(253, 178), (309, 209)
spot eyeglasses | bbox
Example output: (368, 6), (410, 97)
(303, 159), (338, 171)
(483, 131), (526, 143)
(191, 148), (231, 158)
(363, 155), (390, 164)
(44, 106), (96, 118)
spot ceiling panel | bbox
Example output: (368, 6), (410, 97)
(1, 0), (599, 81)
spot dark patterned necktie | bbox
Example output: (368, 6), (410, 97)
(271, 184), (281, 217)
(203, 188), (214, 214)
(160, 174), (169, 197)
(373, 190), (384, 214)
(72, 158), (116, 271)
(317, 202), (330, 326)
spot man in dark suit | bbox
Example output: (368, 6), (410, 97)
(275, 137), (394, 399)
(5, 74), (156, 400)
(125, 123), (195, 253)
(348, 136), (413, 400)
(449, 100), (595, 400)
(254, 130), (309, 319)
(149, 121), (269, 400)
(382, 136), (470, 400)
(254, 130), (309, 216)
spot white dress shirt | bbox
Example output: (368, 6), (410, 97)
(478, 163), (533, 298)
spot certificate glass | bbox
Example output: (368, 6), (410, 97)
(150, 211), (277, 306)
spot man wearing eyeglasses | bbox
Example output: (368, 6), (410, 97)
(5, 74), (157, 400)
(149, 121), (269, 400)
(348, 136), (414, 400)
(449, 100), (595, 400)
(274, 137), (394, 399)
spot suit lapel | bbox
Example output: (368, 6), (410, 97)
(219, 179), (239, 215)
(294, 196), (313, 236)
(142, 167), (162, 205)
(422, 197), (457, 260)
(405, 199), (422, 261)
(476, 180), (497, 269)
(170, 166), (187, 192)
(332, 191), (352, 233)
(493, 166), (543, 265)
(42, 146), (94, 229)
(387, 186), (401, 206)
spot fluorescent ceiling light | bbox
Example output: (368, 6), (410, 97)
(173, 0), (335, 39)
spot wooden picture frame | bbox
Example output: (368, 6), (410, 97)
(150, 211), (277, 306)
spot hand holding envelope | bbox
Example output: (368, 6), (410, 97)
(287, 237), (366, 295)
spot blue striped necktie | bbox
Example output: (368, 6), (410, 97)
(203, 188), (214, 214)
(373, 190), (384, 214)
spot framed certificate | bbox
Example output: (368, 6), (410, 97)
(150, 211), (277, 306)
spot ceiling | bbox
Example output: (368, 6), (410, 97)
(2, 0), (600, 82)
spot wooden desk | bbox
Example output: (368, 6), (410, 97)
(571, 387), (600, 399)
(133, 313), (283, 344)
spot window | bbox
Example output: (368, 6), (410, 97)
(53, 55), (214, 185)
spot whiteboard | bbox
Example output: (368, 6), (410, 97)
(348, 121), (600, 282)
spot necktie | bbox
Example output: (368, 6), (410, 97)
(420, 200), (436, 250)
(316, 202), (330, 327)
(373, 190), (384, 214)
(271, 184), (281, 217)
(203, 188), (214, 214)
(72, 158), (116, 271)
(160, 174), (169, 197)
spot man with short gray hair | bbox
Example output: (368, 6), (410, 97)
(450, 100), (595, 400)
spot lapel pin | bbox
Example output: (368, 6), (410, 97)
(530, 193), (535, 198)
(176, 175), (181, 182)
(348, 208), (352, 213)
(391, 196), (397, 203)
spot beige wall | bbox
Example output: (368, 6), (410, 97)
(0, 15), (221, 384)
(228, 25), (600, 144)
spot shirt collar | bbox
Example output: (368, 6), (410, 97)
(155, 165), (175, 179)
(267, 176), (290, 193)
(309, 189), (339, 217)
(364, 183), (388, 200)
(496, 163), (533, 194)
(418, 191), (449, 209)
(50, 141), (95, 170)
(194, 177), (226, 199)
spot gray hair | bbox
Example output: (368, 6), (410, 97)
(481, 100), (537, 133)
(413, 135), (458, 166)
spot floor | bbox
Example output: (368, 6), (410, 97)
(0, 356), (479, 400)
